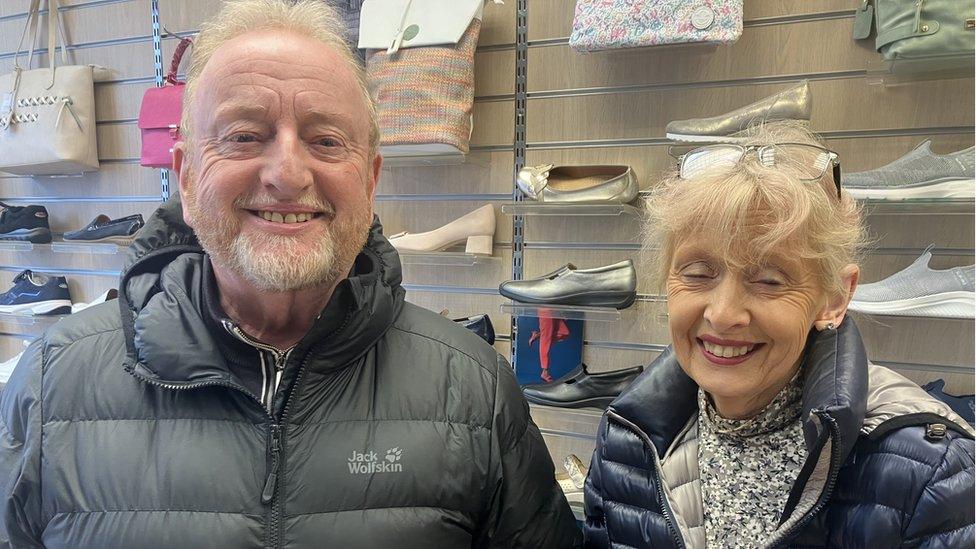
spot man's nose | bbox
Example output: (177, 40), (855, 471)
(261, 132), (313, 196)
(703, 277), (750, 332)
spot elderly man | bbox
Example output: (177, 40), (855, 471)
(0, 1), (581, 547)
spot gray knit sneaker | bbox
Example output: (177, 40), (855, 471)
(851, 247), (975, 319)
(842, 141), (975, 200)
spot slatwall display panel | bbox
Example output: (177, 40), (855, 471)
(864, 211), (973, 252)
(377, 151), (513, 195)
(0, 1), (156, 53)
(0, 0), (158, 363)
(0, 162), (161, 198)
(0, 0), (100, 17)
(0, 41), (157, 83)
(526, 79), (974, 145)
(404, 289), (509, 339)
(526, 0), (857, 41)
(479, 0), (516, 47)
(530, 406), (601, 468)
(527, 18), (877, 93)
(401, 248), (514, 290)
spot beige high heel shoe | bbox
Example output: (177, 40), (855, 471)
(388, 204), (496, 255)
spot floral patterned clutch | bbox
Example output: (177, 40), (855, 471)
(569, 0), (743, 53)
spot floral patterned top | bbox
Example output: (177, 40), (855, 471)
(697, 374), (807, 548)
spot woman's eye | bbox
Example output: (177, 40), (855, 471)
(755, 278), (784, 286)
(315, 137), (340, 147)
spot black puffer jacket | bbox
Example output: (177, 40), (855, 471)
(584, 319), (975, 548)
(0, 199), (581, 548)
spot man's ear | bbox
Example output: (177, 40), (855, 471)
(368, 153), (382, 202)
(172, 141), (194, 227)
(814, 264), (859, 330)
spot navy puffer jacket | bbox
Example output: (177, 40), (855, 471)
(584, 318), (975, 548)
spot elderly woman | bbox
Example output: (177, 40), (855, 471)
(582, 122), (975, 548)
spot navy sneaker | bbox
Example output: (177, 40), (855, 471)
(0, 202), (52, 244)
(63, 214), (144, 244)
(0, 270), (72, 315)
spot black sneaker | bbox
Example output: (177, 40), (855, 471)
(0, 202), (52, 244)
(0, 270), (72, 315)
(63, 214), (145, 244)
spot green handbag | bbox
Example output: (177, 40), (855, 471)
(854, 0), (975, 69)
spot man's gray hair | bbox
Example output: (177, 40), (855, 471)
(180, 0), (379, 157)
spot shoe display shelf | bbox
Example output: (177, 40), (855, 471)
(397, 251), (498, 267)
(0, 240), (123, 255)
(0, 311), (65, 331)
(500, 302), (626, 323)
(865, 54), (974, 87)
(858, 197), (974, 213)
(380, 144), (467, 167)
(501, 203), (641, 218)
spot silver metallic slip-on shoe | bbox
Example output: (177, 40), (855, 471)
(516, 165), (639, 204)
(666, 81), (812, 143)
(498, 259), (637, 309)
(843, 141), (975, 200)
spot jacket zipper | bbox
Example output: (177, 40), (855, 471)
(764, 411), (843, 548)
(262, 424), (282, 504)
(266, 309), (356, 549)
(606, 411), (686, 549)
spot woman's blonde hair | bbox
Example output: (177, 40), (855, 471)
(180, 0), (379, 157)
(642, 120), (868, 298)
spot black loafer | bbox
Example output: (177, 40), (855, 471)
(63, 214), (144, 244)
(522, 363), (644, 409)
(453, 314), (495, 345)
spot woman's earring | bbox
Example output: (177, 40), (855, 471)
(827, 322), (835, 331)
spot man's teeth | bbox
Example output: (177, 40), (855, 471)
(257, 211), (315, 224)
(702, 341), (755, 358)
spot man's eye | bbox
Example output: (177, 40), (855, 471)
(315, 137), (340, 147)
(755, 279), (784, 287)
(229, 133), (258, 143)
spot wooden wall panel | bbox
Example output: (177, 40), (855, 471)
(527, 19), (876, 93)
(527, 78), (974, 144)
(479, 0), (516, 47)
(0, 163), (161, 198)
(378, 151), (513, 195)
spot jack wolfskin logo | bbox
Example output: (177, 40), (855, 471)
(347, 448), (404, 474)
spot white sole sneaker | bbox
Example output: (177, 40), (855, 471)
(850, 291), (975, 319)
(0, 299), (72, 315)
(846, 179), (975, 201)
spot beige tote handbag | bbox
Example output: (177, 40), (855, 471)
(0, 0), (99, 176)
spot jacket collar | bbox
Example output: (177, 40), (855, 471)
(609, 317), (868, 461)
(118, 196), (404, 386)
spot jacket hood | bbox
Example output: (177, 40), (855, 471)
(118, 196), (404, 385)
(610, 317), (972, 461)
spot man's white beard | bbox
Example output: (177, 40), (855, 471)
(226, 228), (340, 292)
(184, 189), (371, 293)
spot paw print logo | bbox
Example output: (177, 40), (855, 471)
(385, 447), (402, 463)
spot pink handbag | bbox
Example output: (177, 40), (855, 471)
(138, 37), (191, 169)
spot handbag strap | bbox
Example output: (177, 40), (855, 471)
(13, 0), (68, 72)
(165, 37), (193, 85)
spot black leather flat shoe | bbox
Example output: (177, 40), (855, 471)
(522, 363), (644, 409)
